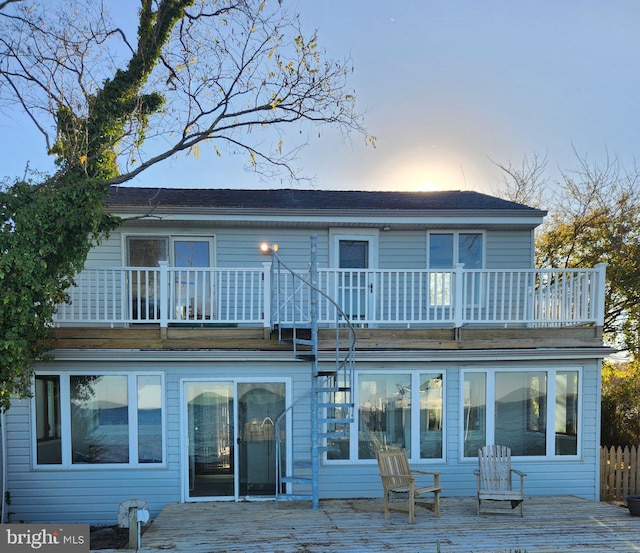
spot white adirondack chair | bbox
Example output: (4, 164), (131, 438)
(474, 444), (526, 516)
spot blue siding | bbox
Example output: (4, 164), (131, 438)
(6, 355), (601, 524)
(85, 225), (535, 271)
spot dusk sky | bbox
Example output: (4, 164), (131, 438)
(3, 1), (639, 198)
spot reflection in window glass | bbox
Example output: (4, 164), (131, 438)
(358, 374), (411, 458)
(35, 376), (62, 464)
(428, 235), (453, 306)
(71, 375), (129, 464)
(127, 238), (168, 320)
(463, 373), (486, 457)
(174, 241), (210, 268)
(495, 372), (547, 456)
(420, 374), (443, 458)
(339, 240), (369, 268)
(459, 234), (483, 269)
(429, 234), (454, 268)
(127, 238), (168, 267)
(326, 390), (351, 460)
(555, 371), (579, 455)
(138, 375), (163, 463)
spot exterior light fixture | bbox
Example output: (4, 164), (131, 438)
(260, 243), (278, 254)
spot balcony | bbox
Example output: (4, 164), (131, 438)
(53, 262), (607, 331)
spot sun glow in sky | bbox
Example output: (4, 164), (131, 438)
(2, 1), (640, 196)
(376, 151), (477, 193)
(415, 182), (446, 192)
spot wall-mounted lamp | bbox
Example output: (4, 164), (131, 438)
(260, 243), (278, 254)
(382, 227), (391, 232)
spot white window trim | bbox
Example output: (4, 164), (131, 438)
(326, 368), (446, 464)
(123, 233), (216, 267)
(31, 371), (166, 470)
(459, 366), (583, 462)
(426, 230), (486, 269)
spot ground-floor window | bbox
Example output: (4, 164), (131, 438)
(328, 371), (444, 461)
(33, 372), (164, 467)
(326, 365), (579, 462)
(462, 368), (580, 458)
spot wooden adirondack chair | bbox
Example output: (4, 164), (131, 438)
(375, 448), (442, 523)
(474, 444), (526, 516)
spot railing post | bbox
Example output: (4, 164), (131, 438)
(158, 261), (169, 329)
(309, 234), (320, 510)
(262, 261), (272, 330)
(594, 262), (608, 327)
(454, 263), (464, 328)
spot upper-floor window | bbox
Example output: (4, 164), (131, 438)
(126, 236), (214, 321)
(428, 232), (483, 269)
(126, 236), (213, 268)
(428, 232), (483, 306)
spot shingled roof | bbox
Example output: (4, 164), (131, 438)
(106, 186), (543, 213)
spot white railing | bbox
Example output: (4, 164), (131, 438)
(53, 263), (607, 329)
(55, 262), (267, 326)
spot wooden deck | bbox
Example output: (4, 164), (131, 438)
(103, 496), (640, 553)
(54, 325), (604, 352)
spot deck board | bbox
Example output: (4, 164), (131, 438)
(55, 326), (604, 351)
(114, 496), (640, 553)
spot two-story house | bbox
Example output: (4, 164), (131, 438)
(4, 187), (611, 524)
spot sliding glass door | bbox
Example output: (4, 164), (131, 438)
(184, 380), (285, 500)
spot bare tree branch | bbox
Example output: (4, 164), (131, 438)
(0, 0), (368, 185)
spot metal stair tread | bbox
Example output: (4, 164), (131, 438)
(293, 338), (314, 346)
(317, 402), (353, 409)
(318, 431), (348, 439)
(276, 494), (313, 502)
(320, 386), (351, 393)
(281, 476), (313, 484)
(318, 418), (353, 425)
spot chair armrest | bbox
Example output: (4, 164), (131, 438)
(511, 469), (527, 477)
(411, 470), (440, 489)
(411, 470), (441, 476)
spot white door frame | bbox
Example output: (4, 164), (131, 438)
(179, 377), (291, 503)
(329, 229), (379, 269)
(329, 229), (379, 323)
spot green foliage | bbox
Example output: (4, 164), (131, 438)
(0, 0), (367, 411)
(0, 177), (119, 410)
(601, 359), (640, 446)
(50, 1), (192, 181)
(0, 1), (195, 409)
(533, 159), (640, 353)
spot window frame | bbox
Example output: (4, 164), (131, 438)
(31, 371), (166, 470)
(426, 231), (485, 270)
(124, 233), (216, 268)
(459, 366), (582, 461)
(326, 369), (446, 464)
(426, 231), (485, 308)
